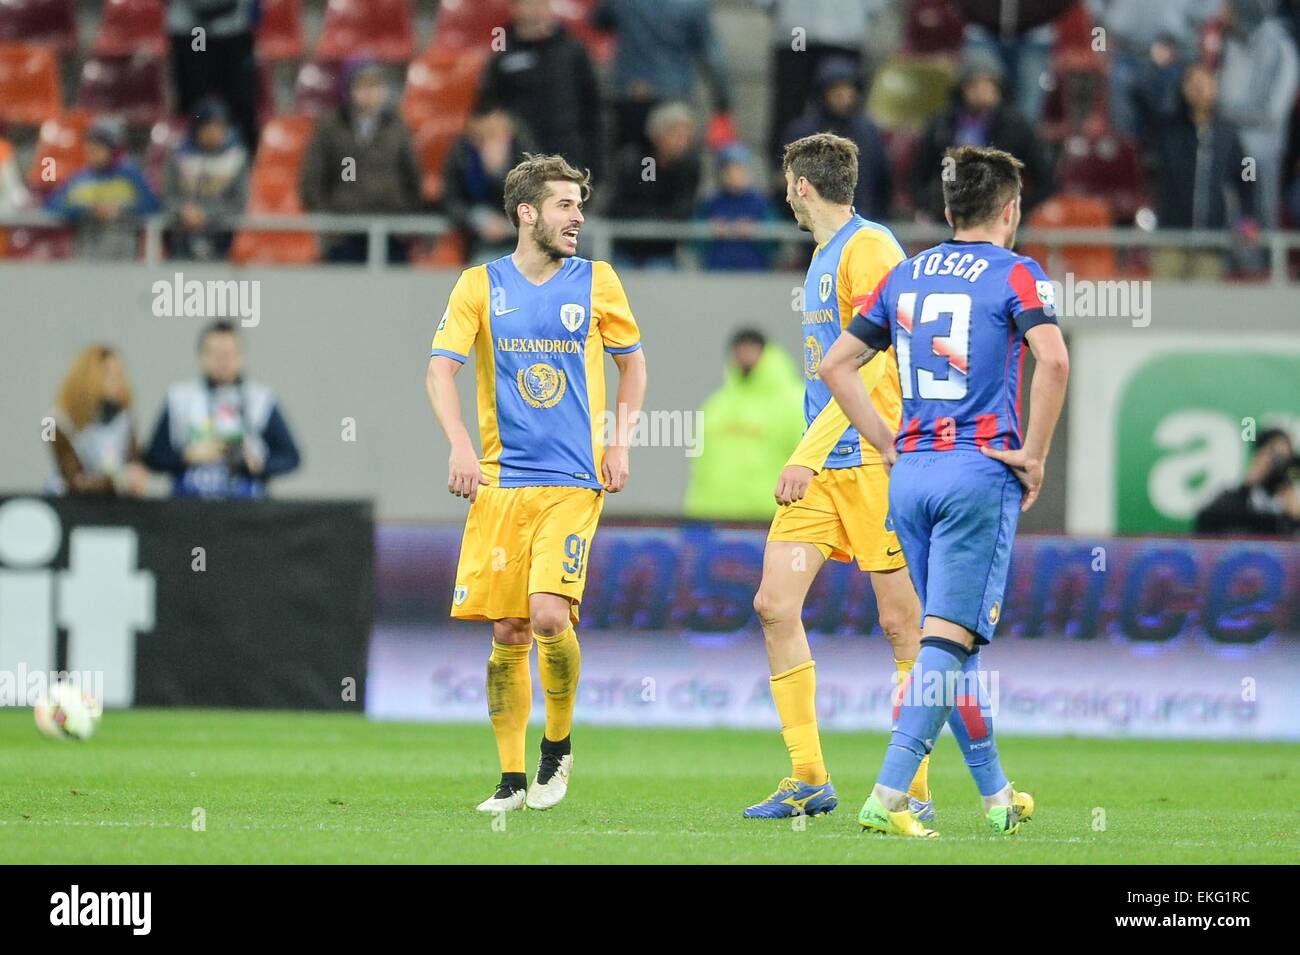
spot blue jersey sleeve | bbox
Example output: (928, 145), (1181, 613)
(846, 270), (893, 352)
(1006, 258), (1058, 337)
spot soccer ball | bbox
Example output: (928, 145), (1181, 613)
(34, 681), (102, 741)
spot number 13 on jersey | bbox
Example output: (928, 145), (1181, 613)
(895, 291), (971, 401)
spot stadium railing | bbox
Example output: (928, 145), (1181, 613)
(2, 211), (1296, 284)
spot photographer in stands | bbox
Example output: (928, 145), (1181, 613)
(1195, 427), (1300, 535)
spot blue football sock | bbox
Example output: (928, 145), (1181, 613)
(946, 650), (1009, 798)
(877, 638), (967, 793)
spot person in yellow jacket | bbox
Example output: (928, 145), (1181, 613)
(743, 133), (932, 821)
(684, 329), (806, 520)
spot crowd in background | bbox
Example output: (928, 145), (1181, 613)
(0, 0), (1298, 273)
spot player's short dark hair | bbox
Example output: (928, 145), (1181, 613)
(940, 145), (1024, 229)
(502, 153), (592, 229)
(198, 320), (238, 351)
(782, 133), (859, 206)
(729, 328), (766, 350)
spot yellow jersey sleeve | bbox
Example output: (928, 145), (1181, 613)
(786, 228), (904, 473)
(592, 260), (642, 354)
(430, 266), (488, 362)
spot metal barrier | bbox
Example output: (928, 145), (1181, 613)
(2, 211), (1294, 283)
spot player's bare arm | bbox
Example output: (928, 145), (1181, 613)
(981, 323), (1069, 512)
(603, 348), (647, 493)
(425, 355), (487, 501)
(818, 331), (898, 471)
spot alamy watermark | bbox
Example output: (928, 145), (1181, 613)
(152, 272), (260, 327)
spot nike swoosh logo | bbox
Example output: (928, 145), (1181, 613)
(886, 547), (902, 557)
(494, 307), (519, 316)
(560, 576), (582, 584)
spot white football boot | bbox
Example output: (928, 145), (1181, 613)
(525, 753), (572, 810)
(476, 782), (528, 813)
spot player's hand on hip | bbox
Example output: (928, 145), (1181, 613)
(881, 444), (898, 475)
(774, 465), (815, 505)
(980, 445), (1043, 512)
(602, 445), (629, 492)
(448, 445), (487, 501)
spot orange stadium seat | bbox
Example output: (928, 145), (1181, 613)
(293, 59), (342, 115)
(0, 43), (62, 126)
(0, 0), (78, 55)
(401, 47), (486, 130)
(430, 0), (510, 52)
(410, 231), (467, 269)
(231, 116), (319, 265)
(257, 0), (305, 62)
(1054, 132), (1147, 224)
(315, 0), (414, 63)
(410, 115), (466, 203)
(76, 54), (166, 126)
(92, 0), (166, 59)
(26, 112), (93, 196)
(1022, 193), (1116, 279)
(5, 225), (75, 260)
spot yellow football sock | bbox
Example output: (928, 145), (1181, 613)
(535, 625), (581, 742)
(771, 660), (827, 785)
(895, 657), (932, 802)
(486, 640), (532, 774)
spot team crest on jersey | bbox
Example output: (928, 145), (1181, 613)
(559, 303), (586, 333)
(517, 361), (567, 408)
(453, 585), (468, 605)
(988, 602), (1001, 625)
(819, 273), (833, 302)
(804, 335), (823, 378)
(1035, 280), (1057, 317)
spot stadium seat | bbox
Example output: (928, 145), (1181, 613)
(1022, 193), (1116, 279)
(409, 231), (467, 269)
(293, 60), (343, 116)
(315, 0), (414, 63)
(1051, 0), (1103, 71)
(903, 0), (966, 57)
(231, 116), (319, 265)
(76, 54), (166, 126)
(0, 43), (62, 126)
(430, 0), (511, 52)
(865, 56), (954, 131)
(401, 47), (487, 130)
(5, 225), (75, 260)
(0, 0), (78, 55)
(26, 112), (93, 196)
(410, 116), (466, 203)
(257, 0), (305, 62)
(92, 0), (166, 59)
(1054, 132), (1147, 224)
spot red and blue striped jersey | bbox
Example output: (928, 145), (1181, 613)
(847, 239), (1057, 454)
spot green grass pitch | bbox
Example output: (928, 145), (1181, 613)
(2, 709), (1296, 864)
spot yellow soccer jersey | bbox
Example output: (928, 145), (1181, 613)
(789, 216), (904, 472)
(430, 255), (642, 488)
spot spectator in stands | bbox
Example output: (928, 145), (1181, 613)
(442, 107), (536, 264)
(684, 328), (806, 521)
(476, 0), (603, 177)
(593, 0), (733, 155)
(1217, 0), (1300, 229)
(47, 345), (148, 498)
(301, 59), (423, 264)
(46, 118), (160, 261)
(758, 0), (874, 170)
(693, 144), (777, 272)
(910, 51), (1051, 221)
(167, 0), (260, 157)
(1152, 63), (1257, 278)
(166, 98), (250, 261)
(780, 56), (892, 219)
(144, 321), (300, 500)
(962, 21), (1056, 124)
(1195, 427), (1300, 535)
(609, 101), (702, 268)
(1085, 0), (1217, 139)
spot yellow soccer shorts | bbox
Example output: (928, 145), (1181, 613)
(451, 485), (604, 624)
(767, 464), (906, 572)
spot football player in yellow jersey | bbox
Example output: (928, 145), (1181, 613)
(425, 155), (647, 813)
(744, 133), (934, 820)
